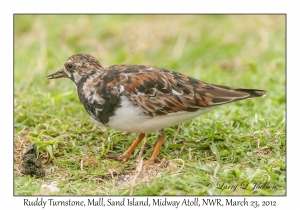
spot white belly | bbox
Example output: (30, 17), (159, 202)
(107, 96), (212, 133)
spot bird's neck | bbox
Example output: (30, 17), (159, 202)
(71, 70), (105, 86)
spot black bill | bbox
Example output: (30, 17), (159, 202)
(47, 69), (67, 79)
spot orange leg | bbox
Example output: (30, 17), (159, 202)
(104, 133), (145, 162)
(143, 130), (166, 165)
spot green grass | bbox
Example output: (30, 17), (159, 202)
(14, 14), (285, 195)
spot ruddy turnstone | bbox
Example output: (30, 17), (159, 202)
(48, 53), (266, 165)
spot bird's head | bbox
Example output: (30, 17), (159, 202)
(47, 53), (103, 84)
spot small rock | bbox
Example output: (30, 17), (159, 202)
(21, 143), (45, 177)
(41, 181), (60, 193)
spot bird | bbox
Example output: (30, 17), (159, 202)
(47, 53), (266, 165)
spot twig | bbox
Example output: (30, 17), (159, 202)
(129, 135), (147, 195)
(172, 124), (181, 144)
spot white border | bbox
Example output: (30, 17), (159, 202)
(3, 0), (297, 209)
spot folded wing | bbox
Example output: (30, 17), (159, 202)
(105, 65), (266, 117)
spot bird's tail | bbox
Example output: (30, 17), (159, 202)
(208, 84), (266, 106)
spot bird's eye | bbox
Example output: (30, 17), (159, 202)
(66, 63), (75, 70)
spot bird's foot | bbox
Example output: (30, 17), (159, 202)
(142, 159), (156, 165)
(103, 154), (132, 162)
(133, 159), (156, 168)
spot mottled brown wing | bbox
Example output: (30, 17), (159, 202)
(109, 65), (265, 116)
